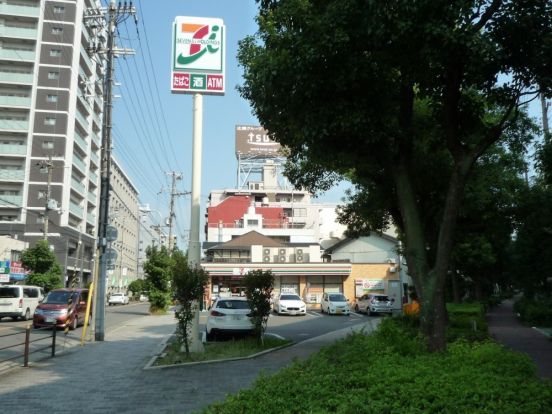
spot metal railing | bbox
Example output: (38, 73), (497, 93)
(0, 325), (57, 368)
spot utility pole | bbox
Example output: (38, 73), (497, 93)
(165, 172), (189, 253)
(37, 155), (54, 241)
(90, 0), (136, 342)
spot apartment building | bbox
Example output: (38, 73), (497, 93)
(0, 0), (104, 286)
(108, 157), (139, 293)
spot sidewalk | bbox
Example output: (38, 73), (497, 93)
(487, 299), (552, 379)
(0, 312), (379, 414)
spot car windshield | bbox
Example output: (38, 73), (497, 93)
(329, 294), (347, 302)
(216, 300), (250, 310)
(0, 287), (18, 298)
(280, 295), (301, 301)
(374, 295), (390, 302)
(43, 291), (74, 304)
(111, 294), (123, 297)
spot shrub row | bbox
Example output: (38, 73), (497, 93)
(514, 297), (552, 326)
(203, 318), (552, 414)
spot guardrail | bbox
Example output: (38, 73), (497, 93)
(0, 325), (57, 368)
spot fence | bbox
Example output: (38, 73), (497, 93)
(0, 325), (57, 368)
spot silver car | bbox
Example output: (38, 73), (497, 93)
(355, 294), (394, 315)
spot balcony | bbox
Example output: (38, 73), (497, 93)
(86, 212), (96, 225)
(0, 194), (22, 207)
(94, 94), (102, 111)
(75, 108), (88, 130)
(0, 143), (26, 156)
(90, 151), (99, 166)
(0, 118), (28, 132)
(0, 3), (40, 18)
(0, 48), (35, 62)
(69, 202), (84, 217)
(0, 169), (24, 181)
(90, 132), (100, 148)
(71, 177), (85, 195)
(0, 25), (38, 40)
(0, 71), (33, 84)
(92, 111), (101, 128)
(87, 191), (96, 204)
(77, 93), (92, 114)
(89, 170), (98, 184)
(74, 131), (88, 153)
(0, 95), (31, 108)
(80, 47), (94, 75)
(72, 155), (86, 173)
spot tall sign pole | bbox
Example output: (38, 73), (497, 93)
(171, 16), (225, 352)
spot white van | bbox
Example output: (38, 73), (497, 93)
(0, 285), (43, 321)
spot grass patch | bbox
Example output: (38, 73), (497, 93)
(155, 336), (292, 366)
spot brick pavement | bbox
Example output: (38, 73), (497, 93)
(0, 313), (378, 414)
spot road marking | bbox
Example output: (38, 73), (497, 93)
(350, 312), (364, 318)
(265, 332), (286, 340)
(306, 311), (322, 317)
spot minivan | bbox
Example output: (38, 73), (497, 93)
(33, 288), (91, 330)
(0, 285), (43, 321)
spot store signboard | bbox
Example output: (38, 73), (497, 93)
(171, 16), (225, 94)
(355, 279), (385, 297)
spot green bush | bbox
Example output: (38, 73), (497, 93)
(515, 297), (552, 326)
(147, 288), (171, 313)
(203, 319), (552, 414)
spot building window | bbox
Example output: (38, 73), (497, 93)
(42, 141), (54, 149)
(50, 49), (62, 57)
(44, 117), (56, 126)
(48, 71), (60, 80)
(46, 94), (58, 103)
(247, 219), (259, 226)
(53, 6), (65, 13)
(51, 27), (63, 35)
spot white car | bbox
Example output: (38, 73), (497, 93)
(206, 297), (253, 341)
(108, 293), (129, 306)
(320, 293), (350, 315)
(273, 293), (306, 316)
(355, 294), (394, 315)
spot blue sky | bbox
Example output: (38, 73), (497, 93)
(110, 1), (349, 250)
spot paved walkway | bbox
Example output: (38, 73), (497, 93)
(0, 313), (379, 414)
(487, 299), (552, 380)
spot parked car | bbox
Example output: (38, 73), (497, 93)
(139, 293), (148, 302)
(0, 285), (43, 321)
(355, 293), (394, 315)
(206, 297), (253, 341)
(320, 293), (350, 315)
(273, 293), (307, 316)
(33, 288), (91, 330)
(108, 292), (129, 305)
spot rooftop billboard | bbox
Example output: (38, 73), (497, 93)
(235, 125), (282, 157)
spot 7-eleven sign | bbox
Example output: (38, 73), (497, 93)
(171, 16), (225, 95)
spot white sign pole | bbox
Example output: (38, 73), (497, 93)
(188, 92), (203, 352)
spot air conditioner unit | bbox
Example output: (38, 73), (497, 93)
(263, 248), (270, 255)
(279, 255), (286, 262)
(263, 255), (271, 262)
(389, 266), (397, 273)
(296, 254), (303, 263)
(296, 249), (303, 255)
(279, 248), (286, 256)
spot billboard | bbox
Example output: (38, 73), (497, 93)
(171, 16), (225, 95)
(235, 125), (282, 157)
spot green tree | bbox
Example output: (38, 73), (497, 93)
(238, 0), (552, 350)
(172, 250), (209, 355)
(21, 240), (63, 291)
(142, 245), (172, 313)
(128, 279), (147, 299)
(243, 270), (274, 344)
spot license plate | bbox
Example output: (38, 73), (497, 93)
(289, 311), (297, 315)
(335, 309), (342, 314)
(45, 317), (56, 323)
(231, 315), (243, 320)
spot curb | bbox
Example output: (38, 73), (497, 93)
(144, 319), (379, 370)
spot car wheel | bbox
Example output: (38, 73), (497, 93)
(70, 316), (78, 330)
(206, 330), (214, 342)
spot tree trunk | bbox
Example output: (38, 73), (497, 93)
(419, 274), (447, 352)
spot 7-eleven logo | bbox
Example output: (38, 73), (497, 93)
(173, 18), (223, 71)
